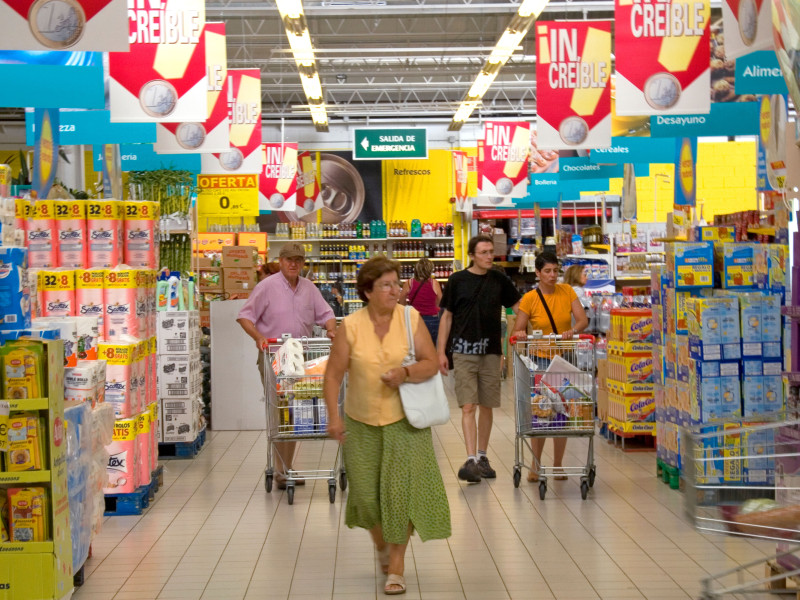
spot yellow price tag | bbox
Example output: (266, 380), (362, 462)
(197, 174), (260, 217)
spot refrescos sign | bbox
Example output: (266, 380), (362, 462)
(535, 21), (612, 150)
(614, 0), (711, 116)
(108, 0), (206, 123)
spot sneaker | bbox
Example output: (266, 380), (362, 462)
(477, 456), (496, 479)
(458, 459), (482, 483)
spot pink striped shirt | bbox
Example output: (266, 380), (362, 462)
(237, 273), (335, 338)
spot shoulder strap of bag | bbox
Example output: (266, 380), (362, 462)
(536, 287), (558, 335)
(404, 305), (416, 361)
(408, 278), (423, 305)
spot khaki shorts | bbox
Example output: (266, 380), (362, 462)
(452, 353), (502, 408)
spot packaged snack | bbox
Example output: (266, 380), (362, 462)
(8, 487), (47, 542)
(0, 340), (46, 399)
(5, 413), (44, 471)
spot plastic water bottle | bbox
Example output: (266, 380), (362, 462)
(576, 339), (593, 371)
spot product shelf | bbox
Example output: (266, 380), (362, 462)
(616, 273), (651, 280)
(394, 257), (453, 262)
(308, 259), (368, 263)
(343, 299), (362, 303)
(7, 398), (49, 411)
(0, 541), (55, 554)
(312, 279), (357, 284)
(615, 251), (665, 255)
(0, 470), (52, 485)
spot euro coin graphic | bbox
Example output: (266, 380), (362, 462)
(738, 0), (757, 45)
(218, 148), (244, 171)
(176, 123), (207, 150)
(269, 193), (285, 209)
(495, 177), (514, 195)
(139, 80), (178, 118)
(644, 73), (682, 110)
(29, 0), (85, 49)
(559, 116), (589, 146)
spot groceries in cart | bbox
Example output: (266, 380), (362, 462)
(530, 356), (593, 429)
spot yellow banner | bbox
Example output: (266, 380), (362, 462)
(197, 174), (259, 217)
(382, 150), (454, 223)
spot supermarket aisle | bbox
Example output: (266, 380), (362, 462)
(73, 380), (775, 600)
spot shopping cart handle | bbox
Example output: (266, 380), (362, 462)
(510, 332), (595, 343)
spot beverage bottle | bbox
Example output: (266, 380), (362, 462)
(576, 339), (593, 371)
(356, 221), (362, 238)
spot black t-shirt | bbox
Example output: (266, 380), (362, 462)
(441, 269), (521, 355)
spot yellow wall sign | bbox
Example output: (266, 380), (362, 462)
(197, 174), (259, 217)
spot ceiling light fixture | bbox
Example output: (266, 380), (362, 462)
(276, 0), (329, 131)
(448, 0), (550, 130)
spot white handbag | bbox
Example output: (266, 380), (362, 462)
(399, 305), (450, 428)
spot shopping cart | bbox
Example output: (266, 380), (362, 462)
(683, 418), (800, 598)
(262, 336), (346, 506)
(511, 333), (597, 500)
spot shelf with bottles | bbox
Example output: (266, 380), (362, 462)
(399, 263), (453, 281)
(272, 220), (455, 241)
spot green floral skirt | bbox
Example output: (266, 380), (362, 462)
(344, 415), (452, 544)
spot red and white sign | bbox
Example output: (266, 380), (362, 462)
(0, 0), (129, 51)
(452, 150), (469, 211)
(259, 143), (297, 212)
(615, 0), (711, 116)
(535, 21), (611, 150)
(201, 69), (262, 175)
(722, 0), (773, 59)
(154, 21), (230, 153)
(478, 121), (530, 198)
(295, 150), (321, 217)
(108, 0), (206, 123)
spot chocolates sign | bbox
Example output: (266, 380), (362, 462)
(615, 0), (711, 116)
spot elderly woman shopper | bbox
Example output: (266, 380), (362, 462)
(323, 256), (451, 596)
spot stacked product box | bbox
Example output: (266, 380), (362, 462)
(605, 309), (656, 435)
(157, 310), (203, 443)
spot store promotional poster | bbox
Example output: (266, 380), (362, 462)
(478, 121), (530, 200)
(674, 136), (697, 206)
(260, 143), (297, 212)
(772, 0), (800, 115)
(294, 150), (321, 218)
(535, 20), (612, 150)
(614, 0), (711, 116)
(757, 94), (788, 192)
(108, 0), (206, 123)
(0, 0), (129, 51)
(32, 107), (59, 199)
(721, 0), (773, 59)
(154, 22), (230, 154)
(452, 150), (469, 212)
(200, 68), (262, 175)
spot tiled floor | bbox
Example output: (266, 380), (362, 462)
(73, 380), (779, 600)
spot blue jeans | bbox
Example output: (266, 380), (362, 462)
(421, 315), (439, 344)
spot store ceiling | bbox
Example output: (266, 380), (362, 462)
(207, 0), (621, 126)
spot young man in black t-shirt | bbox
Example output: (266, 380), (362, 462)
(437, 235), (521, 483)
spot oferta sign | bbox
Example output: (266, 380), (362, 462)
(352, 128), (427, 160)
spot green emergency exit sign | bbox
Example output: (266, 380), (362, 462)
(352, 127), (428, 160)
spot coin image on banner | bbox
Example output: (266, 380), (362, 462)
(175, 123), (207, 150)
(559, 117), (589, 146)
(495, 177), (514, 195)
(738, 0), (757, 45)
(269, 193), (285, 209)
(139, 80), (178, 118)
(28, 0), (85, 49)
(644, 73), (682, 110)
(218, 148), (244, 171)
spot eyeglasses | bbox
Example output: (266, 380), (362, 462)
(375, 281), (401, 291)
(473, 250), (494, 256)
(283, 256), (304, 264)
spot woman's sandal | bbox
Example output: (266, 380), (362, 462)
(553, 468), (568, 481)
(384, 574), (406, 595)
(377, 545), (390, 575)
(527, 470), (539, 483)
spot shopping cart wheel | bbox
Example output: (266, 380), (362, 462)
(580, 480), (589, 500)
(329, 482), (336, 504)
(265, 472), (273, 493)
(339, 471), (347, 491)
(513, 467), (521, 488)
(588, 467), (596, 488)
(287, 485), (295, 505)
(539, 481), (547, 500)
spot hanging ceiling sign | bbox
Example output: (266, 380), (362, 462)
(26, 109), (156, 146)
(722, 0), (773, 60)
(32, 108), (58, 199)
(614, 0), (711, 116)
(155, 21), (230, 154)
(112, 143), (201, 172)
(649, 101), (760, 136)
(0, 0), (128, 51)
(201, 68), (262, 175)
(673, 137), (697, 206)
(757, 94), (788, 192)
(479, 121), (530, 198)
(535, 20), (612, 150)
(352, 128), (428, 160)
(452, 150), (469, 211)
(295, 151), (321, 217)
(735, 50), (789, 95)
(197, 173), (259, 218)
(559, 157), (623, 180)
(108, 0), (206, 123)
(772, 0), (800, 116)
(589, 136), (676, 163)
(259, 143), (297, 212)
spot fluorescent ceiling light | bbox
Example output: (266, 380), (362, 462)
(287, 30), (315, 64)
(517, 0), (548, 17)
(276, 0), (304, 18)
(468, 72), (497, 98)
(309, 103), (328, 125)
(301, 73), (323, 99)
(495, 29), (526, 52)
(452, 100), (480, 123)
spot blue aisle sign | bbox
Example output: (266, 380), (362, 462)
(26, 110), (156, 146)
(559, 157), (623, 180)
(650, 102), (760, 137)
(559, 178), (611, 200)
(735, 51), (789, 95)
(590, 137), (676, 164)
(93, 144), (202, 173)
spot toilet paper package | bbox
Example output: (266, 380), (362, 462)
(103, 417), (139, 494)
(136, 411), (151, 488)
(99, 341), (136, 419)
(55, 200), (87, 268)
(27, 200), (58, 268)
(104, 268), (139, 341)
(76, 269), (105, 333)
(38, 269), (75, 318)
(0, 247), (31, 331)
(14, 199), (30, 246)
(123, 201), (158, 269)
(87, 200), (122, 268)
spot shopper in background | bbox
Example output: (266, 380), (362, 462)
(399, 257), (442, 342)
(237, 242), (337, 490)
(563, 264), (590, 308)
(437, 234), (521, 483)
(323, 256), (451, 596)
(257, 261), (280, 282)
(511, 252), (589, 483)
